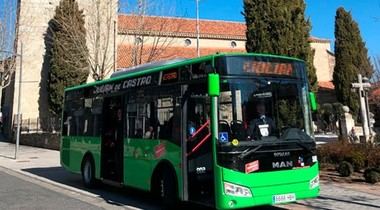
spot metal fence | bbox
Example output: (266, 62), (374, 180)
(12, 115), (61, 134)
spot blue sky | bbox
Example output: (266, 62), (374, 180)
(2, 0), (378, 58)
(0, 0), (17, 54)
(122, 0), (380, 58)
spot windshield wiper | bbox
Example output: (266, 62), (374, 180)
(238, 145), (262, 160)
(285, 139), (314, 153)
(236, 139), (314, 160)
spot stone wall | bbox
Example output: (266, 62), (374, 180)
(13, 133), (60, 150)
(310, 41), (335, 82)
(3, 0), (118, 135)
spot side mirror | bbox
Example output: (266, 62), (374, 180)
(309, 92), (317, 112)
(208, 73), (220, 96)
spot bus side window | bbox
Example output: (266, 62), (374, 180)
(83, 98), (93, 136)
(62, 99), (70, 136)
(157, 97), (174, 140)
(171, 104), (181, 143)
(125, 96), (151, 139)
(66, 98), (83, 137)
(91, 97), (103, 136)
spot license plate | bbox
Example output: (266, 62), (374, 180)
(272, 193), (296, 204)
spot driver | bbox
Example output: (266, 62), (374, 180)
(248, 102), (276, 140)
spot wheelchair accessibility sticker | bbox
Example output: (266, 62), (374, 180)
(219, 132), (229, 143)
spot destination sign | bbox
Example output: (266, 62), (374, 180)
(243, 61), (294, 76)
(222, 56), (302, 78)
(161, 70), (178, 84)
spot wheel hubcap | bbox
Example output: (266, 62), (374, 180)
(160, 179), (165, 198)
(84, 162), (91, 183)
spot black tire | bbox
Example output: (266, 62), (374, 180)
(157, 170), (178, 209)
(81, 157), (96, 188)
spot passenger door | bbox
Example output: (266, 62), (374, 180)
(101, 96), (124, 182)
(182, 84), (215, 205)
(123, 96), (152, 190)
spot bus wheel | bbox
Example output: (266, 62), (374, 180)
(81, 157), (96, 188)
(158, 170), (178, 208)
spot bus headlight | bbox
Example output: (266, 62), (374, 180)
(224, 182), (252, 197)
(309, 175), (319, 189)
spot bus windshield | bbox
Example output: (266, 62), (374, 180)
(218, 77), (313, 145)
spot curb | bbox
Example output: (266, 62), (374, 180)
(0, 165), (98, 198)
(0, 165), (142, 210)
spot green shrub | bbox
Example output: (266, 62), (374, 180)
(345, 150), (366, 172)
(366, 145), (380, 168)
(317, 141), (351, 164)
(364, 168), (380, 184)
(374, 134), (380, 144)
(317, 141), (380, 169)
(337, 161), (354, 177)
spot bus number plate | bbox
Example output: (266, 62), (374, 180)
(272, 193), (296, 204)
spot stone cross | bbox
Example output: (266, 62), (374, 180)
(352, 74), (371, 142)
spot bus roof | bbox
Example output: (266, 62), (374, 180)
(65, 53), (304, 92)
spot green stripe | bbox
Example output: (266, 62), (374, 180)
(65, 53), (304, 92)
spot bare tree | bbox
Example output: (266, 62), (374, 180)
(0, 0), (18, 89)
(85, 0), (118, 80)
(0, 0), (41, 95)
(47, 0), (180, 79)
(118, 0), (181, 68)
(372, 56), (380, 83)
(47, 0), (118, 81)
(369, 57), (380, 110)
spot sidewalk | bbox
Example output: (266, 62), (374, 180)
(2, 141), (380, 210)
(0, 142), (164, 210)
(0, 141), (97, 198)
(0, 141), (60, 170)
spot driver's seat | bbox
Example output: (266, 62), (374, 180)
(231, 120), (246, 141)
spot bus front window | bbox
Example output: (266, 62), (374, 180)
(218, 78), (313, 143)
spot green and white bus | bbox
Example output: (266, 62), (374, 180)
(61, 53), (319, 209)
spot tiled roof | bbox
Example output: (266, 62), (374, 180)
(370, 83), (380, 101)
(118, 15), (331, 43)
(372, 88), (380, 96)
(118, 15), (247, 40)
(117, 45), (245, 69)
(318, 81), (335, 90)
(309, 36), (331, 43)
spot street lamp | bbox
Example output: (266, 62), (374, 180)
(0, 43), (23, 159)
(196, 0), (200, 57)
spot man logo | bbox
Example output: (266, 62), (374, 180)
(272, 161), (293, 169)
(273, 152), (290, 157)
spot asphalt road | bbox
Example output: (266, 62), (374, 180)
(4, 166), (285, 210)
(2, 165), (380, 210)
(0, 170), (102, 210)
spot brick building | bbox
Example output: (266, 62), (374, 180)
(2, 4), (335, 135)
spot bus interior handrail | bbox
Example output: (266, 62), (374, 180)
(188, 120), (210, 142)
(187, 133), (211, 156)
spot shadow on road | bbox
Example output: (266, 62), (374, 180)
(23, 167), (160, 209)
(318, 195), (380, 209)
(22, 166), (288, 210)
(294, 195), (380, 210)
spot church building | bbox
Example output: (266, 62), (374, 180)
(2, 1), (335, 135)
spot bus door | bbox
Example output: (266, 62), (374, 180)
(184, 90), (215, 205)
(101, 96), (124, 182)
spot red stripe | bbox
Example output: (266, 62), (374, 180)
(187, 133), (211, 156)
(188, 120), (210, 142)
